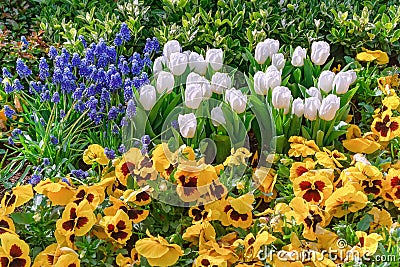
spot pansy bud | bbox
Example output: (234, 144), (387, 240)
(178, 113), (197, 138)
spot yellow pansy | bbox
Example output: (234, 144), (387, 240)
(83, 144), (109, 165)
(356, 49), (389, 65)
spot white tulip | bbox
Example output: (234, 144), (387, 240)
(291, 46), (307, 67)
(186, 72), (203, 84)
(178, 113), (197, 138)
(255, 39), (280, 64)
(304, 97), (321, 121)
(185, 83), (204, 109)
(189, 52), (207, 75)
(206, 49), (223, 71)
(211, 72), (231, 94)
(311, 41), (330, 65)
(156, 71), (174, 94)
(153, 56), (167, 77)
(333, 71), (356, 94)
(292, 98), (304, 117)
(271, 53), (285, 70)
(253, 71), (268, 95)
(319, 94), (340, 121)
(272, 86), (292, 114)
(139, 85), (157, 111)
(225, 88), (247, 114)
(163, 40), (181, 60)
(199, 76), (212, 99)
(306, 87), (322, 101)
(318, 70), (335, 93)
(211, 106), (226, 126)
(169, 52), (188, 76)
(265, 65), (281, 90)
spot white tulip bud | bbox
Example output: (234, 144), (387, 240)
(333, 71), (356, 94)
(271, 53), (285, 70)
(156, 71), (174, 94)
(225, 88), (247, 114)
(253, 71), (268, 95)
(210, 72), (231, 94)
(304, 97), (321, 121)
(291, 46), (307, 67)
(206, 48), (223, 71)
(311, 41), (330, 65)
(189, 52), (207, 75)
(255, 39), (280, 64)
(153, 56), (167, 77)
(139, 85), (157, 111)
(185, 83), (203, 109)
(163, 40), (181, 60)
(265, 65), (281, 90)
(211, 106), (226, 126)
(178, 113), (197, 138)
(319, 94), (340, 121)
(169, 52), (188, 76)
(272, 86), (292, 114)
(292, 98), (304, 117)
(306, 87), (322, 101)
(318, 70), (335, 93)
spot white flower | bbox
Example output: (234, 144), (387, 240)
(265, 65), (281, 90)
(185, 83), (204, 109)
(255, 39), (280, 64)
(291, 46), (307, 67)
(139, 85), (157, 111)
(292, 98), (304, 117)
(253, 71), (268, 95)
(311, 41), (330, 65)
(163, 40), (181, 60)
(271, 53), (285, 70)
(304, 97), (321, 121)
(189, 52), (207, 75)
(206, 48), (223, 71)
(319, 94), (340, 121)
(153, 56), (167, 77)
(186, 72), (203, 84)
(225, 88), (247, 114)
(333, 70), (357, 94)
(211, 106), (226, 126)
(306, 87), (322, 101)
(178, 113), (197, 138)
(211, 72), (231, 94)
(156, 71), (174, 94)
(169, 52), (188, 76)
(318, 70), (335, 93)
(272, 86), (292, 114)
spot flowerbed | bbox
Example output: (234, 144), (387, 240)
(0, 1), (399, 267)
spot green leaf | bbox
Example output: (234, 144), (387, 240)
(357, 214), (374, 231)
(303, 59), (314, 87)
(11, 213), (35, 225)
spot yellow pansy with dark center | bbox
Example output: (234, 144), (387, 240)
(101, 210), (132, 245)
(372, 112), (400, 141)
(56, 201), (95, 237)
(0, 233), (31, 267)
(0, 184), (33, 215)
